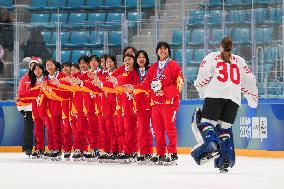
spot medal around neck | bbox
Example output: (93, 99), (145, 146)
(151, 80), (162, 92)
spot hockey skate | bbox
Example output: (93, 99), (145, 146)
(50, 150), (62, 161)
(25, 149), (32, 158)
(164, 153), (178, 166)
(43, 151), (51, 160)
(131, 152), (138, 163)
(118, 153), (132, 164)
(72, 149), (83, 161)
(137, 154), (152, 165)
(109, 152), (119, 163)
(64, 151), (71, 161)
(90, 149), (100, 161)
(31, 150), (43, 159)
(83, 151), (94, 162)
(149, 155), (167, 165)
(98, 152), (110, 163)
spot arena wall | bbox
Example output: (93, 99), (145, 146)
(1, 99), (284, 157)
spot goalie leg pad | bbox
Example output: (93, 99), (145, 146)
(214, 122), (235, 169)
(191, 121), (220, 165)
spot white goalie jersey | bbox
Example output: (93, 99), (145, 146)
(194, 52), (258, 108)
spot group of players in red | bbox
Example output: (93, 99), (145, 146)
(17, 42), (184, 165)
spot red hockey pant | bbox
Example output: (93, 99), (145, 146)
(87, 112), (100, 150)
(33, 118), (45, 151)
(115, 113), (125, 153)
(97, 114), (105, 149)
(151, 104), (177, 156)
(47, 115), (62, 151)
(136, 110), (153, 155)
(62, 119), (73, 152)
(123, 114), (137, 154)
(73, 113), (88, 152)
(44, 117), (55, 151)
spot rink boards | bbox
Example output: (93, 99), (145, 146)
(1, 99), (284, 157)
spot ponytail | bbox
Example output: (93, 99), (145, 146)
(220, 37), (233, 64)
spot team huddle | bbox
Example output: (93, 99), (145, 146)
(17, 42), (184, 165)
(16, 38), (258, 172)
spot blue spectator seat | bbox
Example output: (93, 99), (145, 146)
(128, 12), (144, 28)
(41, 31), (51, 44)
(231, 28), (250, 45)
(226, 0), (242, 7)
(63, 0), (85, 10)
(68, 13), (87, 23)
(49, 32), (70, 48)
(61, 50), (72, 63)
(72, 50), (90, 63)
(89, 31), (105, 48)
(70, 31), (90, 48)
(85, 0), (104, 10)
(142, 0), (155, 9)
(125, 0), (137, 9)
(31, 14), (49, 23)
(264, 47), (280, 63)
(175, 49), (193, 65)
(48, 0), (66, 11)
(66, 13), (87, 29)
(256, 28), (272, 45)
(227, 10), (250, 25)
(255, 8), (269, 24)
(264, 64), (273, 73)
(88, 13), (106, 25)
(255, 0), (278, 6)
(171, 30), (182, 46)
(105, 13), (124, 28)
(188, 29), (204, 46)
(27, 0), (48, 11)
(0, 0), (12, 9)
(50, 13), (68, 23)
(92, 50), (104, 57)
(208, 0), (222, 7)
(52, 50), (72, 63)
(268, 8), (282, 24)
(171, 30), (190, 46)
(103, 0), (123, 9)
(208, 29), (223, 45)
(208, 10), (222, 26)
(108, 31), (122, 47)
(242, 0), (252, 6)
(186, 66), (199, 81)
(192, 49), (206, 64)
(188, 10), (205, 27)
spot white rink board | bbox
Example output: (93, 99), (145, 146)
(0, 153), (284, 189)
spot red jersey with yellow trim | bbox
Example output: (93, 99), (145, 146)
(135, 59), (184, 109)
(44, 71), (66, 117)
(116, 69), (139, 115)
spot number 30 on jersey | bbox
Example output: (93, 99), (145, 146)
(216, 62), (240, 85)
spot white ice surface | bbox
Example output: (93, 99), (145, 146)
(0, 153), (284, 189)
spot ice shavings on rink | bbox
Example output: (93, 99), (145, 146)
(0, 153), (284, 189)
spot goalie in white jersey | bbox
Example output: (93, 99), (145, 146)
(191, 37), (258, 173)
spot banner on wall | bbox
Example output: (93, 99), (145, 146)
(176, 99), (284, 151)
(1, 99), (284, 151)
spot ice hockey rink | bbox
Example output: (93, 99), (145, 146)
(0, 153), (283, 189)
